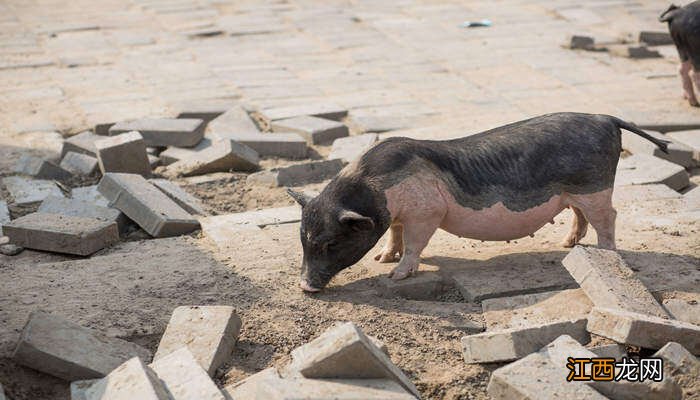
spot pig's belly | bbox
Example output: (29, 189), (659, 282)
(440, 195), (566, 241)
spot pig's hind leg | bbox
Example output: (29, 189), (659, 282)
(680, 61), (699, 106)
(375, 222), (403, 263)
(566, 188), (616, 250)
(561, 206), (589, 247)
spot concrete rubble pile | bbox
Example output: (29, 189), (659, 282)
(461, 245), (700, 400)
(10, 309), (420, 399)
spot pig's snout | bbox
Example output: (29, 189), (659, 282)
(300, 280), (321, 293)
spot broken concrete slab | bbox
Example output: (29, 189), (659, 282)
(98, 173), (200, 237)
(658, 291), (700, 325)
(154, 306), (241, 376)
(158, 138), (213, 165)
(562, 246), (669, 318)
(450, 262), (577, 302)
(587, 307), (700, 354)
(377, 272), (445, 301)
(165, 139), (259, 176)
(12, 310), (151, 381)
(228, 132), (308, 159)
(84, 357), (170, 400)
(71, 380), (99, 400)
(616, 154), (689, 191)
(272, 115), (349, 145)
(246, 159), (344, 187)
(286, 322), (419, 397)
(4, 212), (119, 255)
(328, 133), (378, 163)
(622, 130), (694, 167)
(461, 319), (589, 363)
(199, 205), (299, 229)
(109, 118), (205, 147)
(72, 185), (110, 207)
(60, 151), (99, 175)
(150, 348), (224, 400)
(666, 129), (700, 161)
(481, 289), (593, 331)
(14, 155), (72, 181)
(2, 176), (64, 207)
(262, 103), (348, 121)
(150, 179), (205, 215)
(206, 106), (260, 141)
(95, 131), (152, 176)
(654, 342), (700, 397)
(639, 31), (674, 46)
(61, 130), (101, 157)
(38, 195), (127, 233)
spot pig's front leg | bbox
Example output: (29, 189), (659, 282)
(679, 61), (699, 106)
(375, 222), (403, 263)
(388, 217), (442, 280)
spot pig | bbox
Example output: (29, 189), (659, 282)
(288, 113), (668, 292)
(660, 2), (700, 106)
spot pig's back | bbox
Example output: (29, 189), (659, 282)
(358, 112), (621, 212)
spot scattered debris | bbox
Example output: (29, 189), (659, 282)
(61, 130), (101, 157)
(109, 118), (205, 147)
(164, 139), (259, 177)
(60, 151), (99, 175)
(95, 131), (152, 176)
(38, 195), (127, 233)
(14, 155), (72, 181)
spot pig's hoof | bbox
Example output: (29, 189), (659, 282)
(388, 264), (416, 280)
(374, 251), (400, 263)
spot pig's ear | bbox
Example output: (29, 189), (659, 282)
(339, 210), (375, 232)
(287, 188), (313, 207)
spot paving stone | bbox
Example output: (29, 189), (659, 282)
(173, 99), (236, 122)
(328, 133), (378, 163)
(639, 31), (674, 46)
(84, 357), (170, 400)
(72, 185), (110, 207)
(616, 154), (689, 191)
(262, 103), (348, 121)
(159, 139), (213, 165)
(95, 131), (151, 176)
(0, 200), (9, 235)
(666, 129), (700, 161)
(3, 212), (119, 256)
(377, 272), (445, 300)
(285, 322), (419, 397)
(2, 176), (64, 207)
(98, 173), (200, 237)
(612, 184), (682, 204)
(154, 306), (241, 376)
(587, 307), (700, 354)
(481, 289), (592, 331)
(61, 130), (101, 157)
(610, 45), (662, 58)
(12, 310), (151, 381)
(60, 151), (99, 175)
(658, 291), (700, 325)
(654, 342), (700, 396)
(149, 348), (224, 400)
(14, 155), (72, 181)
(622, 130), (694, 167)
(71, 379), (99, 400)
(272, 115), (349, 145)
(199, 205), (299, 229)
(567, 34), (595, 50)
(206, 106), (260, 141)
(562, 246), (669, 318)
(148, 154), (160, 168)
(247, 159), (344, 187)
(38, 195), (127, 233)
(109, 118), (205, 147)
(635, 122), (700, 134)
(589, 343), (627, 359)
(450, 262), (577, 302)
(461, 319), (589, 363)
(165, 139), (259, 176)
(228, 132), (308, 158)
(149, 179), (205, 215)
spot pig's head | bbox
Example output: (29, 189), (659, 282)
(287, 180), (390, 292)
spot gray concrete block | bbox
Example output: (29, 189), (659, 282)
(622, 130), (694, 167)
(150, 179), (205, 215)
(98, 173), (199, 237)
(272, 115), (349, 145)
(667, 129), (700, 161)
(567, 34), (595, 50)
(95, 131), (152, 176)
(562, 246), (669, 318)
(228, 132), (308, 159)
(246, 159), (344, 187)
(206, 106), (260, 141)
(0, 200), (9, 235)
(590, 343), (627, 359)
(262, 103), (347, 121)
(3, 176), (64, 207)
(610, 45), (662, 58)
(38, 195), (127, 233)
(378, 272), (445, 301)
(159, 139), (213, 166)
(587, 307), (700, 354)
(60, 151), (99, 175)
(616, 154), (689, 191)
(328, 133), (378, 163)
(481, 289), (592, 331)
(285, 322), (419, 397)
(109, 118), (205, 147)
(12, 310), (151, 381)
(84, 357), (170, 400)
(450, 262), (577, 302)
(14, 155), (73, 181)
(660, 291), (700, 325)
(72, 185), (110, 207)
(150, 348), (224, 400)
(639, 31), (674, 46)
(199, 205), (299, 229)
(154, 306), (242, 376)
(61, 130), (101, 157)
(165, 140), (259, 176)
(461, 319), (589, 363)
(654, 342), (699, 375)
(148, 154), (160, 169)
(4, 212), (119, 255)
(174, 99), (236, 122)
(71, 380), (99, 400)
